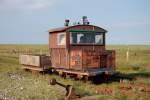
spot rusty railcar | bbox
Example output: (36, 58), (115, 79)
(48, 17), (116, 79)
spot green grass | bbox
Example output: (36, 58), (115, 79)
(107, 45), (150, 73)
(0, 44), (150, 100)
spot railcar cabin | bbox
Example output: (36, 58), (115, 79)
(48, 16), (116, 79)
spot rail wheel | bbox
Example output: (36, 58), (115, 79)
(58, 71), (67, 79)
(83, 75), (88, 83)
(76, 75), (83, 80)
(31, 70), (39, 74)
(58, 71), (63, 76)
(62, 72), (67, 79)
(102, 74), (109, 82)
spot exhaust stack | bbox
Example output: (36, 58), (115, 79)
(82, 16), (89, 25)
(64, 19), (70, 26)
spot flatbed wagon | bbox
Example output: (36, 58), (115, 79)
(19, 54), (51, 72)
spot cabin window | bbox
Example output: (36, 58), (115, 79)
(70, 32), (104, 45)
(95, 34), (103, 44)
(57, 33), (66, 45)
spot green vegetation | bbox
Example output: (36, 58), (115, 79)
(0, 44), (150, 100)
(107, 45), (150, 73)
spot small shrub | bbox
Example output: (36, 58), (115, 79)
(132, 66), (140, 71)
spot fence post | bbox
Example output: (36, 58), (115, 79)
(126, 48), (129, 62)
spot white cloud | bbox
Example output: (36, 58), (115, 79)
(0, 0), (56, 11)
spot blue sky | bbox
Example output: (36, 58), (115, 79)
(0, 0), (150, 44)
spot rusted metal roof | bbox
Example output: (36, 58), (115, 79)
(48, 25), (107, 33)
(48, 26), (69, 33)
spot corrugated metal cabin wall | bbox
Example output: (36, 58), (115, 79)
(66, 31), (70, 49)
(49, 48), (68, 68)
(66, 25), (107, 70)
(49, 31), (69, 69)
(49, 32), (66, 49)
(48, 25), (107, 69)
(99, 50), (116, 69)
(70, 45), (105, 51)
(50, 48), (67, 68)
(108, 50), (116, 69)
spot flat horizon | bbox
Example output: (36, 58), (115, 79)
(0, 0), (150, 45)
(0, 43), (149, 45)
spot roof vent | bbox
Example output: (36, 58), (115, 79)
(64, 19), (70, 26)
(82, 16), (89, 25)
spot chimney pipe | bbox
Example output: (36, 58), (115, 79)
(64, 19), (70, 26)
(82, 16), (89, 25)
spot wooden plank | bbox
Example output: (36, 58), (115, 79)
(20, 54), (51, 69)
(19, 55), (40, 66)
(55, 69), (94, 76)
(22, 66), (44, 71)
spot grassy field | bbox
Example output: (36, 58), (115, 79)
(0, 44), (150, 100)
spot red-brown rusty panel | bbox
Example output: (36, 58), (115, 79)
(109, 50), (116, 69)
(68, 25), (106, 33)
(49, 32), (66, 48)
(70, 45), (105, 51)
(51, 48), (67, 69)
(70, 46), (104, 69)
(82, 50), (100, 69)
(100, 55), (107, 68)
(102, 50), (116, 69)
(40, 55), (51, 67)
(70, 50), (82, 70)
(60, 49), (67, 68)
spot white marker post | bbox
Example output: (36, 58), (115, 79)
(126, 48), (129, 62)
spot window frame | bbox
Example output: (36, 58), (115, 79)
(57, 32), (66, 45)
(70, 31), (105, 46)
